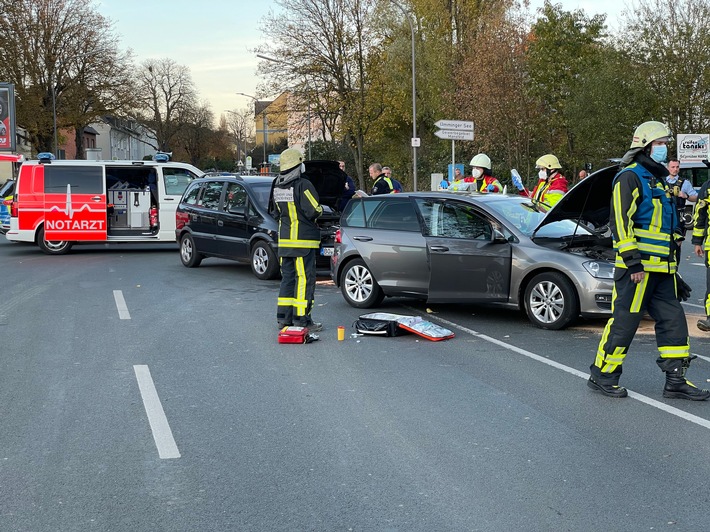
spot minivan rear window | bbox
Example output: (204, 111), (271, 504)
(44, 166), (103, 194)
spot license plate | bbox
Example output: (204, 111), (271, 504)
(320, 247), (334, 256)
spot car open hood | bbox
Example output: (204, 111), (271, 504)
(534, 165), (619, 234)
(302, 160), (347, 211)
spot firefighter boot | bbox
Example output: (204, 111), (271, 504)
(587, 365), (628, 398)
(697, 317), (710, 332)
(657, 356), (710, 401)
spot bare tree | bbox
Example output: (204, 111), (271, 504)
(622, 0), (710, 134)
(225, 107), (255, 165)
(0, 0), (136, 154)
(134, 58), (197, 153)
(256, 0), (383, 184)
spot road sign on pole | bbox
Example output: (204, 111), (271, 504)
(434, 120), (474, 131)
(434, 129), (474, 141)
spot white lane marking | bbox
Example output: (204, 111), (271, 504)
(693, 353), (710, 364)
(133, 365), (181, 459)
(413, 310), (710, 432)
(113, 290), (131, 320)
(682, 301), (705, 310)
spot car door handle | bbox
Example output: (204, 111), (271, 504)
(163, 197), (174, 201)
(353, 236), (373, 242)
(91, 196), (102, 202)
(218, 220), (224, 227)
(430, 245), (449, 252)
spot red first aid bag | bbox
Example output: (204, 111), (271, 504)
(278, 326), (309, 344)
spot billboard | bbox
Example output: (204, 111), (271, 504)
(0, 83), (16, 152)
(677, 133), (710, 163)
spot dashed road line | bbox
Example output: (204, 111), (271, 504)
(411, 309), (710, 432)
(113, 290), (131, 320)
(133, 365), (181, 459)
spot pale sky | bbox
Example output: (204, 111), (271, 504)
(97, 0), (630, 124)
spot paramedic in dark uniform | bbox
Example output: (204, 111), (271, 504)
(272, 148), (323, 331)
(587, 120), (709, 401)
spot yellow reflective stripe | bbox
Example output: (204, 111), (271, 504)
(637, 243), (670, 254)
(658, 345), (690, 358)
(295, 256), (306, 317)
(616, 239), (638, 253)
(650, 195), (663, 231)
(634, 228), (670, 241)
(630, 274), (648, 313)
(278, 297), (296, 306)
(287, 202), (298, 241)
(705, 294), (710, 316)
(278, 239), (320, 248)
(544, 190), (564, 206)
(304, 189), (322, 213)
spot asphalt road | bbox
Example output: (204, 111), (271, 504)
(2, 238), (710, 531)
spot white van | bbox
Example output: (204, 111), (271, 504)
(5, 155), (203, 254)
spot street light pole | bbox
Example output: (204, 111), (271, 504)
(236, 92), (267, 167)
(256, 53), (312, 160)
(389, 1), (418, 191)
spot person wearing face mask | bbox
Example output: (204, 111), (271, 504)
(587, 121), (708, 401)
(530, 154), (568, 206)
(469, 153), (502, 193)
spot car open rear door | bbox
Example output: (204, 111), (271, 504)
(414, 198), (512, 303)
(44, 165), (107, 241)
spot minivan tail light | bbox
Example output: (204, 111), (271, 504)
(9, 196), (17, 217)
(335, 228), (341, 244)
(176, 211), (189, 230)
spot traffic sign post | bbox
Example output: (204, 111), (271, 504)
(435, 120), (474, 173)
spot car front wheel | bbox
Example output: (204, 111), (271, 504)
(523, 272), (579, 330)
(37, 226), (72, 255)
(341, 258), (384, 308)
(180, 233), (203, 267)
(251, 241), (279, 280)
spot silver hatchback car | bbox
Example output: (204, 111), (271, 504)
(331, 167), (619, 329)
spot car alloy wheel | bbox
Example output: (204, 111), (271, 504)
(524, 272), (578, 330)
(250, 240), (279, 280)
(341, 258), (384, 308)
(180, 233), (202, 267)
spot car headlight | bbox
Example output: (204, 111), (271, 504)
(583, 260), (615, 279)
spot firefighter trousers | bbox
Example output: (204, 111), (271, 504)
(591, 270), (689, 381)
(277, 250), (316, 326)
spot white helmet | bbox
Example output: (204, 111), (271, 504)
(630, 121), (672, 149)
(469, 153), (491, 170)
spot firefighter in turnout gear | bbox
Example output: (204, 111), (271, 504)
(469, 153), (503, 193)
(272, 148), (324, 331)
(588, 121), (709, 401)
(692, 170), (710, 332)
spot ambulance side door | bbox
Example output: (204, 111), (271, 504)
(44, 165), (107, 241)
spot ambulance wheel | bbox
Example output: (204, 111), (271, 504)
(179, 233), (202, 267)
(251, 240), (279, 280)
(523, 271), (578, 330)
(341, 258), (384, 308)
(37, 226), (72, 255)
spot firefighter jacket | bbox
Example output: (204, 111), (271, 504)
(371, 174), (394, 195)
(475, 175), (503, 193)
(691, 179), (710, 250)
(611, 153), (679, 274)
(531, 172), (568, 206)
(271, 167), (323, 257)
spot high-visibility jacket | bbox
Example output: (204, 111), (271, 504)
(531, 172), (568, 206)
(273, 174), (322, 257)
(611, 162), (678, 274)
(692, 179), (710, 250)
(475, 175), (503, 193)
(371, 174), (394, 195)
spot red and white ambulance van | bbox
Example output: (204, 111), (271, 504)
(5, 154), (203, 254)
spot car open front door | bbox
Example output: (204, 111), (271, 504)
(414, 198), (512, 303)
(43, 165), (107, 241)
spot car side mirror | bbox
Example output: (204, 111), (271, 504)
(228, 207), (246, 217)
(491, 228), (508, 243)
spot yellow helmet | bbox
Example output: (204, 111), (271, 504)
(535, 154), (562, 170)
(469, 153), (491, 169)
(630, 121), (672, 149)
(279, 148), (303, 172)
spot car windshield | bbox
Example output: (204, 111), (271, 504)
(0, 180), (15, 197)
(249, 182), (273, 210)
(486, 197), (594, 238)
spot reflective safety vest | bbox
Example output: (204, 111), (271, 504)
(613, 163), (677, 273)
(531, 173), (568, 206)
(273, 178), (323, 257)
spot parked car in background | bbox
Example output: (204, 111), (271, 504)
(175, 161), (346, 280)
(331, 167), (619, 330)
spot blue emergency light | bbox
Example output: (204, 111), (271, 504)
(37, 152), (56, 163)
(153, 152), (170, 162)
